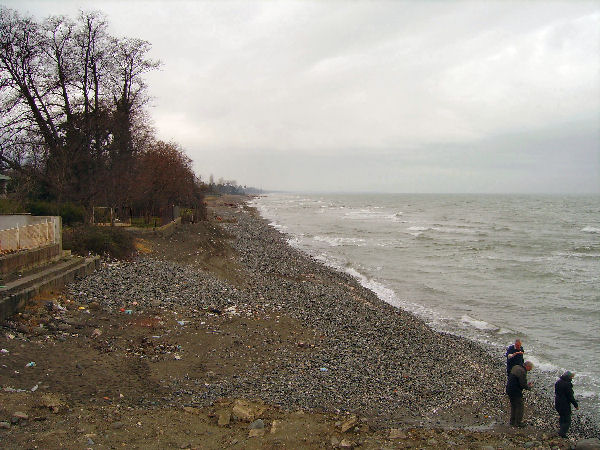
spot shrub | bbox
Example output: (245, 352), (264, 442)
(63, 225), (136, 259)
(26, 201), (85, 225)
(0, 198), (25, 214)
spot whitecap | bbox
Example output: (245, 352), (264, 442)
(313, 235), (366, 247)
(460, 315), (500, 332)
(407, 226), (429, 232)
(582, 226), (600, 233)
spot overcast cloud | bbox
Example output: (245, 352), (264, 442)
(5, 0), (599, 193)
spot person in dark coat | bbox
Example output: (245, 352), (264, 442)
(555, 371), (578, 438)
(506, 339), (525, 376)
(506, 360), (534, 427)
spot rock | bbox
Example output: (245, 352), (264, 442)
(89, 301), (100, 310)
(339, 438), (355, 448)
(217, 410), (231, 427)
(39, 393), (66, 413)
(331, 436), (340, 447)
(427, 438), (438, 445)
(248, 419), (264, 429)
(389, 428), (406, 439)
(110, 421), (124, 429)
(248, 428), (265, 438)
(13, 412), (28, 420)
(340, 415), (358, 433)
(183, 407), (200, 415)
(232, 399), (264, 422)
(0, 422), (10, 429)
(577, 438), (600, 450)
(270, 420), (281, 434)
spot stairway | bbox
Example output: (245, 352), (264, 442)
(0, 245), (99, 321)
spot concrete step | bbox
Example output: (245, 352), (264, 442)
(0, 256), (100, 321)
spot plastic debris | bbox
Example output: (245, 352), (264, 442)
(319, 367), (328, 372)
(124, 309), (133, 315)
(0, 349), (9, 354)
(25, 361), (36, 367)
(176, 320), (186, 325)
(31, 384), (38, 392)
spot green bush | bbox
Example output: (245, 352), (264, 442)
(26, 201), (85, 226)
(0, 198), (25, 214)
(63, 225), (136, 259)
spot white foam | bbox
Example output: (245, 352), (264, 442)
(268, 221), (288, 232)
(408, 226), (429, 231)
(525, 355), (560, 373)
(582, 226), (600, 233)
(460, 315), (500, 332)
(313, 235), (366, 247)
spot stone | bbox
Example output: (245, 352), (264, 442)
(248, 419), (264, 429)
(248, 429), (265, 438)
(576, 438), (600, 450)
(339, 438), (355, 448)
(270, 420), (282, 434)
(232, 399), (264, 422)
(13, 412), (29, 420)
(330, 436), (340, 447)
(183, 407), (200, 415)
(111, 421), (124, 429)
(217, 410), (231, 427)
(340, 415), (358, 433)
(0, 422), (10, 429)
(389, 428), (407, 439)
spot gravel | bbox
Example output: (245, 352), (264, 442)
(67, 204), (599, 438)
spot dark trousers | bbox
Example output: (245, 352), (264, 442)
(509, 395), (524, 425)
(558, 413), (571, 437)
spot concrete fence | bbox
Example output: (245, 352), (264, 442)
(0, 216), (61, 252)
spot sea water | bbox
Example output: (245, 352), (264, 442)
(251, 193), (600, 420)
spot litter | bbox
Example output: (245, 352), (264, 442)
(25, 362), (36, 367)
(0, 349), (9, 354)
(124, 310), (133, 315)
(319, 367), (328, 372)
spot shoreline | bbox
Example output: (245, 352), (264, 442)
(0, 194), (597, 448)
(249, 194), (600, 427)
(232, 197), (599, 434)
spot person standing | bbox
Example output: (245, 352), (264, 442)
(506, 339), (525, 376)
(506, 360), (534, 427)
(555, 371), (578, 438)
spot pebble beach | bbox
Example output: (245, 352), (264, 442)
(68, 198), (599, 439)
(2, 196), (598, 448)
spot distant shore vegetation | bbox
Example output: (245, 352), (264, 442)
(0, 7), (258, 227)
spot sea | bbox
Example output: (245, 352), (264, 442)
(250, 193), (600, 421)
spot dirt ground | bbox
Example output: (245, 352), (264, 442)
(0, 196), (574, 449)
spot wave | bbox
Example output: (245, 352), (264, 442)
(582, 226), (600, 233)
(460, 315), (500, 332)
(339, 208), (405, 223)
(313, 235), (367, 247)
(406, 225), (486, 236)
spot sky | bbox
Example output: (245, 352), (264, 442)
(4, 0), (600, 193)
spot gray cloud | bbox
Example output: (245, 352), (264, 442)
(5, 0), (599, 193)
